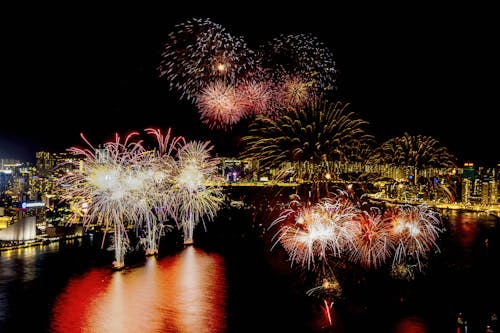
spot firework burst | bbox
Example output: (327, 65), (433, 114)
(239, 100), (374, 182)
(271, 205), (338, 269)
(270, 193), (359, 270)
(195, 80), (248, 130)
(389, 203), (443, 277)
(270, 189), (445, 306)
(57, 132), (149, 269)
(367, 132), (457, 168)
(273, 74), (316, 109)
(236, 79), (275, 117)
(170, 140), (225, 244)
(348, 206), (395, 269)
(159, 17), (261, 102)
(258, 33), (337, 103)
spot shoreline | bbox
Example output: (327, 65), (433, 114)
(0, 234), (82, 252)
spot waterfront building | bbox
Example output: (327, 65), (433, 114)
(481, 180), (498, 205)
(0, 215), (36, 241)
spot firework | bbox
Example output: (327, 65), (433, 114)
(368, 132), (457, 168)
(195, 80), (248, 130)
(170, 140), (225, 244)
(236, 79), (275, 117)
(57, 128), (189, 265)
(273, 74), (315, 109)
(258, 33), (337, 104)
(270, 193), (360, 269)
(159, 17), (261, 102)
(145, 127), (186, 157)
(57, 132), (149, 269)
(270, 188), (445, 308)
(271, 206), (337, 269)
(347, 206), (395, 269)
(389, 203), (443, 274)
(133, 128), (186, 255)
(239, 100), (374, 182)
(56, 127), (228, 263)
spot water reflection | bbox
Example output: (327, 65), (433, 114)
(51, 246), (227, 333)
(391, 315), (428, 333)
(447, 211), (480, 250)
(1, 211), (497, 332)
(1, 243), (58, 323)
(1, 244), (45, 282)
(331, 211), (499, 333)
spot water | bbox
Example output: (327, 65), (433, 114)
(51, 246), (228, 333)
(0, 210), (498, 333)
(331, 210), (499, 333)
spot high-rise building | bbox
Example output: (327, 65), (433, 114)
(462, 178), (472, 204)
(489, 180), (498, 205)
(462, 162), (475, 182)
(481, 180), (498, 205)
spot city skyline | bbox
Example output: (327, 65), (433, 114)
(2, 4), (498, 166)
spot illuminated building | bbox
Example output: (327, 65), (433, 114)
(461, 178), (472, 205)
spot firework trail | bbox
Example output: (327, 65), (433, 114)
(131, 128), (186, 255)
(169, 140), (225, 244)
(57, 132), (149, 269)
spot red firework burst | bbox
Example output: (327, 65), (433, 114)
(195, 80), (247, 130)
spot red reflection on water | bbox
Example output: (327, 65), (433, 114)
(51, 246), (227, 333)
(391, 315), (428, 333)
(451, 213), (478, 248)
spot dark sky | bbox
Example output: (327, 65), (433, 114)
(2, 4), (498, 166)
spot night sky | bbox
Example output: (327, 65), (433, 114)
(2, 4), (498, 166)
